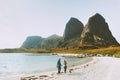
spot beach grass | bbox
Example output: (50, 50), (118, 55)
(51, 46), (120, 57)
(0, 46), (120, 57)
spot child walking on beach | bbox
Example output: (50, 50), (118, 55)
(57, 58), (62, 74)
(63, 59), (67, 73)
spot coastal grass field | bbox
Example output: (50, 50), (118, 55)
(52, 46), (120, 57)
(0, 46), (120, 57)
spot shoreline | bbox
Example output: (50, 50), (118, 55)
(20, 57), (95, 80)
(1, 56), (120, 80)
(0, 55), (94, 80)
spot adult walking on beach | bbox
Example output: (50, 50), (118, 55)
(57, 58), (62, 74)
(63, 59), (67, 73)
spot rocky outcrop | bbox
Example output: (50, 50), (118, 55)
(59, 17), (83, 48)
(63, 17), (84, 41)
(80, 13), (119, 47)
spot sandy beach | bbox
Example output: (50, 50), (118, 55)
(1, 57), (120, 80)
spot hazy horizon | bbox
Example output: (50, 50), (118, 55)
(0, 0), (120, 49)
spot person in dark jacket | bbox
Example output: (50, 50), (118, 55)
(57, 58), (62, 74)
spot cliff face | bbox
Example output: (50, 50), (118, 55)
(21, 35), (63, 48)
(80, 13), (119, 47)
(58, 17), (83, 48)
(39, 34), (63, 48)
(63, 17), (84, 41)
(21, 36), (44, 48)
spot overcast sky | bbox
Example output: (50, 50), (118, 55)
(0, 0), (120, 49)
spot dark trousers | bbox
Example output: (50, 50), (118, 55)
(64, 65), (67, 73)
(58, 66), (61, 73)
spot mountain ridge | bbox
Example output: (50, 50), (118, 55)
(21, 13), (119, 49)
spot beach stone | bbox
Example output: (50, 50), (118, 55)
(21, 77), (31, 80)
(21, 77), (26, 80)
(39, 75), (49, 77)
(30, 77), (38, 80)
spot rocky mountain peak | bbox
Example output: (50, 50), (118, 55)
(63, 17), (84, 41)
(80, 13), (119, 47)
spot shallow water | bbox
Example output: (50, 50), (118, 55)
(0, 53), (90, 77)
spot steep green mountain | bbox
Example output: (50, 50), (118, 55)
(39, 34), (63, 48)
(21, 36), (44, 48)
(80, 13), (119, 47)
(21, 34), (63, 48)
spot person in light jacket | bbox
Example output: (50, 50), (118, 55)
(63, 59), (67, 73)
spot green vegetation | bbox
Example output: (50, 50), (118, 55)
(21, 34), (63, 49)
(82, 47), (120, 57)
(0, 46), (120, 58)
(52, 46), (120, 57)
(0, 48), (51, 53)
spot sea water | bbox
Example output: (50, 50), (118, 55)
(0, 53), (90, 77)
